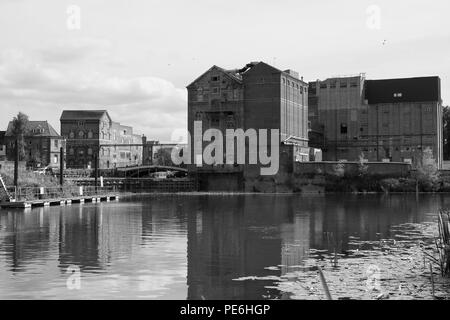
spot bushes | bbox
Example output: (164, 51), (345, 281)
(380, 178), (417, 192)
(324, 174), (384, 193)
(0, 167), (74, 189)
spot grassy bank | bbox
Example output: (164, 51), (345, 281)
(0, 167), (68, 188)
(0, 167), (82, 201)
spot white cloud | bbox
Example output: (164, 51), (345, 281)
(0, 43), (187, 141)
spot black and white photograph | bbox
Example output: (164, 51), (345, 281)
(0, 0), (449, 311)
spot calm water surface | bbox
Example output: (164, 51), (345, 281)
(1, 194), (449, 300)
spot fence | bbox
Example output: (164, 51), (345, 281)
(5, 185), (117, 202)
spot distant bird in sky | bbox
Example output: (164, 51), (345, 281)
(382, 39), (387, 45)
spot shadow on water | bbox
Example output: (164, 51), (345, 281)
(0, 193), (449, 299)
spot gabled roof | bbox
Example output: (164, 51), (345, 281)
(60, 110), (111, 122)
(186, 65), (244, 89)
(243, 61), (307, 84)
(5, 121), (61, 137)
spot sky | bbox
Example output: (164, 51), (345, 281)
(0, 0), (449, 141)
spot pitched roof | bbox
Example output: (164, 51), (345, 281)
(5, 121), (61, 137)
(186, 65), (244, 88)
(60, 110), (111, 121)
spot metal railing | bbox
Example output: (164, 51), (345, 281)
(5, 185), (117, 202)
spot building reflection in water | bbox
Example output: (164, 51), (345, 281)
(0, 194), (448, 299)
(185, 194), (444, 300)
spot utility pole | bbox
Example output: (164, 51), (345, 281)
(94, 153), (98, 192)
(14, 139), (19, 187)
(59, 147), (64, 186)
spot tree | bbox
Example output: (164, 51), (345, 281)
(443, 106), (450, 160)
(357, 152), (369, 177)
(153, 148), (173, 166)
(417, 147), (440, 191)
(10, 112), (29, 161)
(333, 160), (346, 177)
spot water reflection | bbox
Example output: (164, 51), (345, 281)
(0, 194), (448, 299)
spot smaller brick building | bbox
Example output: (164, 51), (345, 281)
(4, 121), (65, 168)
(60, 110), (144, 169)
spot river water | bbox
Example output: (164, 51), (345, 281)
(0, 194), (449, 300)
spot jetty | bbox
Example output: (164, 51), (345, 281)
(0, 195), (120, 209)
(0, 176), (120, 209)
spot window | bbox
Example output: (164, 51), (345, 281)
(78, 131), (84, 138)
(54, 140), (58, 148)
(54, 155), (58, 164)
(88, 148), (93, 155)
(212, 87), (219, 94)
(69, 131), (75, 139)
(88, 131), (93, 139)
(211, 76), (219, 82)
(340, 123), (348, 134)
(69, 148), (74, 155)
(330, 81), (337, 89)
(340, 82), (347, 88)
(320, 82), (327, 89)
(350, 82), (357, 88)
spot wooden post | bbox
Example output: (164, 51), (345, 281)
(60, 147), (64, 186)
(14, 139), (19, 187)
(318, 266), (333, 300)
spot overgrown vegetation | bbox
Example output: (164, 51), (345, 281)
(422, 209), (450, 278)
(318, 148), (450, 193)
(0, 167), (64, 188)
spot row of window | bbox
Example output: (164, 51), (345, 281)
(282, 78), (306, 93)
(320, 82), (358, 89)
(67, 130), (136, 143)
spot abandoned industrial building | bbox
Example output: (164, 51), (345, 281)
(308, 75), (443, 168)
(187, 61), (311, 191)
